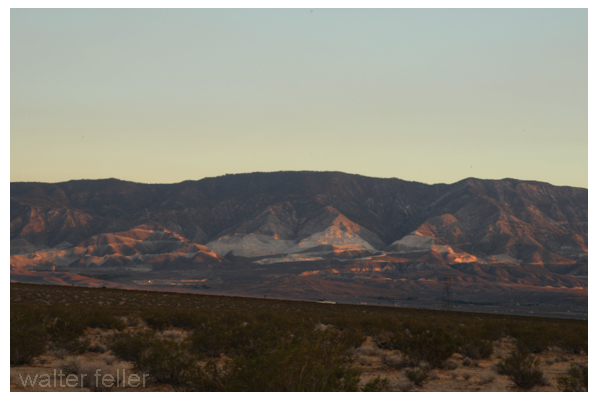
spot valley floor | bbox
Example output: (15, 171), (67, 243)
(10, 283), (587, 392)
(11, 329), (587, 392)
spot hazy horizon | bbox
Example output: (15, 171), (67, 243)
(8, 169), (589, 189)
(11, 9), (588, 188)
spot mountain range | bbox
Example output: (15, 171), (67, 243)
(10, 171), (588, 318)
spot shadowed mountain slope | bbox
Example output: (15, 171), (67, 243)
(10, 172), (587, 316)
(11, 172), (587, 265)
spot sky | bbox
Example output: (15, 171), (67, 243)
(10, 8), (588, 188)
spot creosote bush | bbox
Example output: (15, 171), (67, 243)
(478, 371), (497, 384)
(140, 329), (362, 391)
(11, 305), (48, 365)
(135, 338), (199, 390)
(460, 338), (493, 360)
(88, 343), (107, 353)
(57, 356), (120, 391)
(108, 324), (364, 391)
(361, 376), (390, 392)
(108, 330), (157, 363)
(44, 304), (125, 354)
(396, 380), (415, 391)
(404, 368), (428, 386)
(496, 347), (547, 390)
(381, 353), (408, 369)
(441, 360), (458, 370)
(221, 329), (362, 391)
(389, 325), (460, 367)
(557, 364), (588, 392)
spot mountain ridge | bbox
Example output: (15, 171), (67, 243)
(10, 171), (587, 316)
(11, 171), (587, 259)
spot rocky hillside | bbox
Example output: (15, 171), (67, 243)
(10, 172), (587, 316)
(11, 172), (587, 266)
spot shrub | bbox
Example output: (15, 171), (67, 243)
(72, 338), (93, 354)
(441, 360), (458, 370)
(189, 320), (271, 357)
(507, 323), (551, 353)
(108, 330), (156, 362)
(143, 310), (175, 331)
(404, 368), (428, 386)
(224, 329), (362, 391)
(479, 371), (496, 384)
(556, 326), (587, 355)
(189, 317), (360, 361)
(45, 305), (125, 354)
(11, 307), (48, 365)
(460, 339), (493, 360)
(101, 354), (117, 365)
(51, 348), (69, 360)
(123, 327), (363, 392)
(160, 329), (188, 341)
(338, 328), (367, 349)
(79, 361), (120, 391)
(390, 326), (460, 368)
(373, 331), (394, 350)
(354, 346), (383, 358)
(56, 355), (83, 375)
(135, 338), (199, 390)
(557, 364), (587, 392)
(88, 343), (107, 353)
(381, 353), (409, 369)
(80, 308), (127, 331)
(46, 316), (86, 352)
(396, 380), (415, 391)
(496, 347), (547, 390)
(185, 359), (230, 391)
(56, 356), (120, 391)
(362, 376), (390, 392)
(142, 308), (211, 331)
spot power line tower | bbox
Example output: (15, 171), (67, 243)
(442, 277), (454, 311)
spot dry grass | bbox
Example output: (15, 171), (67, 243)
(158, 329), (188, 341)
(478, 371), (497, 384)
(394, 380), (415, 392)
(56, 356), (128, 391)
(381, 352), (407, 369)
(442, 360), (458, 370)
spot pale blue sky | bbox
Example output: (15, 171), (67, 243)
(10, 8), (588, 187)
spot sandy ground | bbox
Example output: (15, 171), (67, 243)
(354, 336), (587, 392)
(11, 329), (587, 392)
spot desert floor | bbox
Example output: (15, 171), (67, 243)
(10, 326), (587, 392)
